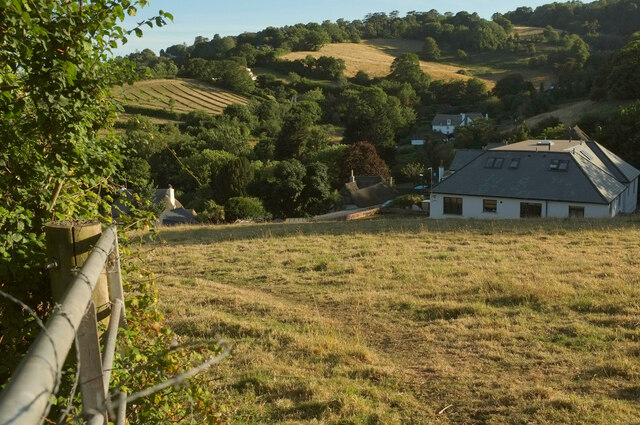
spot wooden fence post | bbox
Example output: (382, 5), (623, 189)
(45, 221), (111, 325)
(44, 221), (109, 423)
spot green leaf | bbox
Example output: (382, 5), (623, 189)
(134, 28), (143, 38)
(114, 5), (124, 20)
(127, 6), (137, 16)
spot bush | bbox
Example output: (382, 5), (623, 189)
(225, 197), (267, 222)
(198, 200), (225, 223)
(388, 194), (424, 208)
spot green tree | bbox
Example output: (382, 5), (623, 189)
(0, 0), (172, 390)
(301, 162), (332, 215)
(264, 159), (307, 218)
(388, 53), (431, 92)
(224, 197), (266, 221)
(214, 156), (255, 203)
(454, 118), (499, 149)
(400, 162), (426, 183)
(421, 37), (441, 60)
(606, 39), (640, 100)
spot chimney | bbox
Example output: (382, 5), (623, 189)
(438, 161), (444, 183)
(485, 113), (489, 119)
(167, 184), (175, 209)
(349, 169), (355, 183)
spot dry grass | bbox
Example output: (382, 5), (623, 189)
(144, 217), (640, 424)
(113, 78), (248, 121)
(512, 26), (545, 37)
(281, 39), (495, 88)
(500, 100), (629, 132)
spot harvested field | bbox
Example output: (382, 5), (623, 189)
(113, 78), (249, 121)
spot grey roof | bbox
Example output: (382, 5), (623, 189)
(355, 176), (384, 189)
(586, 141), (640, 183)
(449, 149), (484, 171)
(433, 139), (631, 204)
(341, 179), (398, 208)
(160, 208), (198, 225)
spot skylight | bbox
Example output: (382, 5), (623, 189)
(509, 158), (520, 169)
(549, 159), (569, 171)
(485, 157), (504, 169)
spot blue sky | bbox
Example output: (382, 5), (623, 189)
(113, 0), (561, 56)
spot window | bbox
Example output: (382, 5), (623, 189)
(483, 199), (497, 213)
(569, 206), (584, 217)
(443, 197), (463, 215)
(509, 158), (520, 169)
(549, 159), (569, 171)
(485, 157), (504, 169)
(520, 202), (542, 218)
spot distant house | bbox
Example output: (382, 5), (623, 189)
(340, 174), (398, 208)
(154, 186), (198, 226)
(410, 133), (425, 146)
(430, 139), (639, 219)
(112, 185), (198, 226)
(432, 113), (485, 135)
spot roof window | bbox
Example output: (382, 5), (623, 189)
(484, 157), (504, 169)
(509, 158), (520, 169)
(549, 159), (569, 171)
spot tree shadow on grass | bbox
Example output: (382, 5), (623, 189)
(613, 386), (640, 400)
(269, 398), (342, 422)
(155, 216), (640, 246)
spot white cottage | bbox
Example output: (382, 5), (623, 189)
(430, 139), (639, 219)
(431, 112), (484, 135)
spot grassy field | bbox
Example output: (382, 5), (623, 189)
(145, 217), (640, 424)
(113, 78), (249, 122)
(281, 37), (559, 90)
(282, 39), (495, 87)
(499, 100), (631, 132)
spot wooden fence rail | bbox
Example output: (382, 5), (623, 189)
(0, 223), (125, 425)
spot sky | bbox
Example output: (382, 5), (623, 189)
(113, 0), (558, 56)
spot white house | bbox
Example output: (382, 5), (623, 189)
(430, 139), (639, 219)
(431, 112), (485, 135)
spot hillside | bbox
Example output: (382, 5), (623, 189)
(281, 37), (557, 90)
(113, 78), (249, 123)
(148, 217), (640, 424)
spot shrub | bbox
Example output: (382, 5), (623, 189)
(225, 197), (267, 222)
(388, 194), (424, 208)
(198, 200), (225, 223)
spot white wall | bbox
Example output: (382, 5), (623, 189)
(620, 177), (638, 213)
(432, 125), (455, 135)
(430, 194), (613, 219)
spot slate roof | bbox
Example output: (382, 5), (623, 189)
(160, 208), (198, 226)
(433, 139), (632, 204)
(586, 141), (640, 183)
(449, 149), (484, 171)
(341, 177), (398, 208)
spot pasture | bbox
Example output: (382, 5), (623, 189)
(146, 217), (640, 424)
